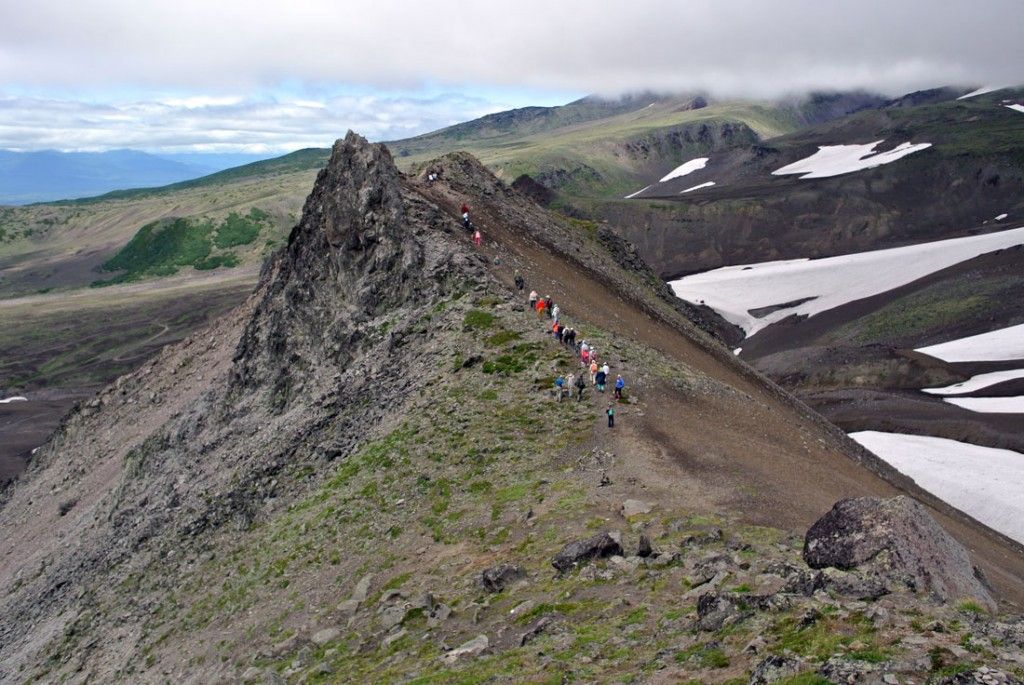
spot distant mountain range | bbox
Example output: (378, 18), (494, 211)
(0, 149), (270, 204)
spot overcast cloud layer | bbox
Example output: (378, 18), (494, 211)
(1, 0), (1021, 152)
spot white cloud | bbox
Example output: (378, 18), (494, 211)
(0, 1), (1021, 97)
(0, 92), (510, 153)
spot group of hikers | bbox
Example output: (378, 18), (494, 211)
(452, 197), (625, 429)
(520, 277), (625, 428)
(460, 203), (482, 247)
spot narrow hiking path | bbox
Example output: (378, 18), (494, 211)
(411, 176), (1024, 606)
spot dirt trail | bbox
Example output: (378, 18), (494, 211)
(415, 178), (1024, 606)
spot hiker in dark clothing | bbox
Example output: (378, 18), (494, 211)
(514, 272), (525, 291)
(606, 403), (615, 428)
(595, 368), (607, 393)
(555, 323), (564, 343)
(544, 296), (553, 318)
(575, 374), (587, 401)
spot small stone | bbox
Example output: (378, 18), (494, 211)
(351, 574), (373, 602)
(443, 634), (489, 663)
(637, 534), (653, 558)
(382, 629), (407, 649)
(337, 599), (360, 617)
(380, 606), (407, 630)
(883, 674), (898, 684)
(311, 628), (340, 646)
(621, 499), (653, 517)
(509, 600), (535, 618)
(240, 666), (262, 683)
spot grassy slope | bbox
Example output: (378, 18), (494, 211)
(0, 168), (316, 297)
(391, 99), (804, 198)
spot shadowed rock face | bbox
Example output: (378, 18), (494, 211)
(804, 496), (995, 610)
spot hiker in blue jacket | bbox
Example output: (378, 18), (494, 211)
(614, 375), (625, 400)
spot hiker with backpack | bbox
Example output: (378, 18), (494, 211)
(554, 374), (565, 402)
(589, 359), (599, 384)
(529, 290), (538, 309)
(514, 272), (525, 291)
(595, 367), (607, 393)
(544, 296), (553, 318)
(575, 373), (587, 401)
(551, 304), (560, 323)
(473, 229), (482, 247)
(536, 297), (547, 319)
(606, 403), (615, 428)
(614, 375), (625, 400)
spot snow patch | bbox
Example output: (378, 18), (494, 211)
(850, 431), (1024, 544)
(772, 141), (931, 179)
(923, 368), (1024, 395)
(944, 396), (1024, 414)
(916, 323), (1024, 362)
(733, 348), (742, 356)
(670, 227), (1024, 338)
(0, 396), (28, 404)
(995, 213), (1008, 221)
(1006, 104), (1024, 114)
(623, 185), (651, 199)
(957, 86), (1005, 100)
(681, 181), (716, 193)
(659, 158), (708, 182)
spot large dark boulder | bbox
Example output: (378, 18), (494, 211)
(551, 532), (622, 575)
(804, 496), (995, 610)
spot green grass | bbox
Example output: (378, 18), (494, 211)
(463, 309), (497, 331)
(212, 209), (266, 248)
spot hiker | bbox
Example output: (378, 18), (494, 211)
(589, 359), (599, 384)
(595, 367), (607, 393)
(575, 373), (587, 401)
(536, 297), (547, 319)
(581, 347), (590, 366)
(514, 272), (525, 291)
(566, 372), (576, 395)
(555, 323), (564, 343)
(564, 327), (575, 348)
(544, 296), (553, 318)
(601, 362), (610, 378)
(551, 304), (560, 322)
(529, 290), (538, 309)
(554, 375), (565, 402)
(606, 403), (615, 428)
(473, 229), (482, 247)
(614, 375), (625, 400)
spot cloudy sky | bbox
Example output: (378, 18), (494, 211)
(1, 0), (1021, 154)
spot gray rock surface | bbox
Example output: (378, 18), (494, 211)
(804, 496), (995, 610)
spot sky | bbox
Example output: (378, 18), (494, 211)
(1, 0), (1022, 154)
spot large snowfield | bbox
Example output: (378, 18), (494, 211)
(772, 141), (932, 179)
(670, 227), (1024, 337)
(850, 431), (1024, 544)
(659, 157), (708, 182)
(944, 396), (1024, 414)
(923, 368), (1024, 395)
(1007, 104), (1024, 114)
(916, 323), (1024, 362)
(0, 396), (28, 404)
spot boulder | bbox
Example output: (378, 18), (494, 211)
(621, 499), (653, 517)
(552, 532), (623, 574)
(637, 534), (653, 558)
(749, 654), (802, 684)
(311, 627), (340, 646)
(804, 496), (995, 610)
(443, 634), (489, 663)
(480, 563), (525, 593)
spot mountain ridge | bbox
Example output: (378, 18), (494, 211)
(4, 132), (1024, 682)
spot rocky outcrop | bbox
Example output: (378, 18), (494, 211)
(552, 532), (623, 574)
(480, 563), (525, 593)
(804, 496), (995, 610)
